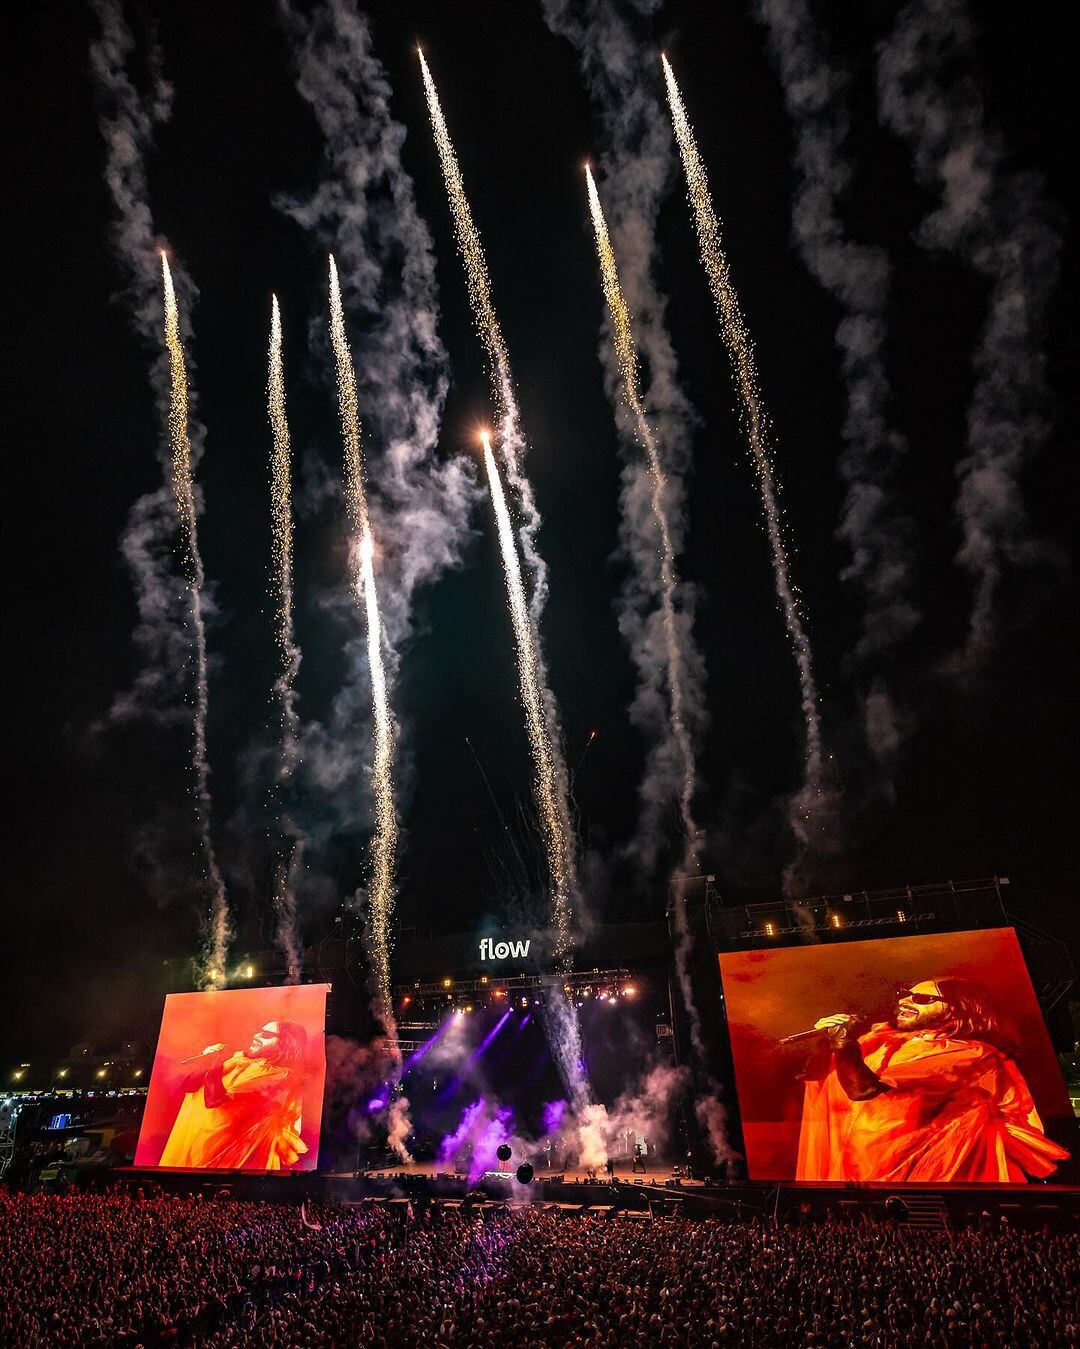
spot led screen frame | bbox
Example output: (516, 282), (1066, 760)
(719, 928), (1071, 1183)
(135, 984), (329, 1171)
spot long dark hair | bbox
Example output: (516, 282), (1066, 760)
(269, 1021), (308, 1067)
(932, 978), (1010, 1049)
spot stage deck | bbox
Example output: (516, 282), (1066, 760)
(358, 1159), (703, 1186)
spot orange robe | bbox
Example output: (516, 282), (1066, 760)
(796, 1024), (1069, 1183)
(159, 1053), (308, 1170)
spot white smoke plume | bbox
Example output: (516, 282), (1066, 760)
(541, 989), (591, 1114)
(877, 0), (1063, 670)
(543, 13), (730, 1164)
(668, 881), (736, 1167)
(566, 1060), (691, 1173)
(753, 0), (919, 773)
(435, 1057), (689, 1176)
(280, 0), (477, 647)
(89, 0), (230, 986)
(275, 0), (477, 977)
(323, 1034), (408, 1162)
(386, 1093), (414, 1165)
(543, 0), (708, 876)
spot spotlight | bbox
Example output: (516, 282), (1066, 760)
(442, 978), (452, 988)
(764, 922), (776, 938)
(465, 1005), (473, 1013)
(520, 997), (528, 1008)
(496, 1143), (512, 1163)
(402, 995), (411, 1006)
(896, 909), (907, 923)
(493, 989), (505, 999)
(516, 1162), (535, 1185)
(622, 985), (636, 998)
(829, 913), (842, 929)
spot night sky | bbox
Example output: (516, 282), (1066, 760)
(7, 2), (1077, 1063)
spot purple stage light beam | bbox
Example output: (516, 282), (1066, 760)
(400, 1012), (456, 1075)
(435, 1008), (513, 1104)
(466, 1008), (512, 1066)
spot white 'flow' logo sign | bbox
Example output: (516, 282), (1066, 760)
(479, 937), (530, 961)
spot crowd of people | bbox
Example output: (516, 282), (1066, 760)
(1, 1188), (1075, 1346)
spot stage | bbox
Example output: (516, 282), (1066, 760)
(358, 1158), (702, 1186)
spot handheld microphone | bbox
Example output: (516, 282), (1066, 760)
(779, 1027), (831, 1045)
(178, 1046), (230, 1064)
(779, 1016), (858, 1045)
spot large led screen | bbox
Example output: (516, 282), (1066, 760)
(135, 984), (329, 1171)
(719, 929), (1072, 1183)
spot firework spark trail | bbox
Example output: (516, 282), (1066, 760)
(419, 50), (579, 964)
(482, 435), (576, 970)
(328, 255), (397, 1034)
(754, 0), (918, 774)
(161, 255), (230, 988)
(267, 295), (303, 981)
(359, 525), (397, 1033)
(416, 50), (547, 625)
(586, 168), (731, 1160)
(544, 0), (705, 879)
(586, 165), (700, 872)
(268, 295), (301, 769)
(662, 56), (827, 851)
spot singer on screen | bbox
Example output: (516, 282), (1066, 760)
(795, 979), (1069, 1182)
(158, 1021), (309, 1170)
